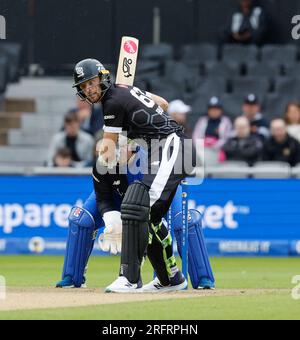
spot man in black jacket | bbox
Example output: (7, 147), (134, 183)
(264, 119), (300, 166)
(223, 116), (263, 165)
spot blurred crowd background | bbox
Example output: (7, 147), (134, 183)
(1, 0), (300, 176)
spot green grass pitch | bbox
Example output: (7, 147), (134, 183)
(0, 256), (299, 320)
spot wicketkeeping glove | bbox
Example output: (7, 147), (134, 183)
(98, 211), (122, 255)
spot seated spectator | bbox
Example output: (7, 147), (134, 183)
(193, 96), (232, 152)
(167, 100), (192, 137)
(263, 119), (300, 166)
(223, 116), (263, 165)
(75, 98), (104, 136)
(47, 111), (95, 167)
(242, 94), (269, 140)
(53, 148), (73, 168)
(284, 102), (300, 143)
(222, 0), (267, 45)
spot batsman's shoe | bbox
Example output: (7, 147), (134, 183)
(198, 277), (215, 290)
(105, 276), (143, 293)
(56, 276), (87, 289)
(142, 272), (188, 293)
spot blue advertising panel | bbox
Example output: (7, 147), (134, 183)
(0, 176), (300, 256)
(186, 178), (300, 256)
(0, 176), (94, 255)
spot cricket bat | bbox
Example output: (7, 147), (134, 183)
(115, 36), (139, 86)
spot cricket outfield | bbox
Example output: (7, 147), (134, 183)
(0, 256), (299, 320)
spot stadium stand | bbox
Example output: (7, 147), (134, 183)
(209, 161), (249, 179)
(181, 43), (218, 66)
(140, 43), (174, 61)
(264, 93), (292, 119)
(222, 44), (259, 64)
(231, 76), (270, 100)
(203, 61), (241, 78)
(260, 44), (298, 65)
(252, 161), (292, 179)
(1, 42), (300, 176)
(0, 77), (75, 166)
(246, 61), (281, 78)
(221, 93), (245, 119)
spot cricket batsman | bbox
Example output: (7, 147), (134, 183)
(71, 58), (215, 293)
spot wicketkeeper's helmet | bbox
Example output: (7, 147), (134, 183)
(72, 58), (111, 103)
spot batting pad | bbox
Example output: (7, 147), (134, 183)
(62, 206), (96, 288)
(174, 209), (215, 289)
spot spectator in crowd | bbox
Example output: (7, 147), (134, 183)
(75, 98), (104, 136)
(284, 101), (300, 143)
(263, 119), (300, 167)
(53, 148), (73, 168)
(222, 0), (267, 45)
(167, 99), (192, 137)
(193, 97), (232, 163)
(47, 111), (95, 167)
(242, 94), (269, 140)
(223, 116), (263, 165)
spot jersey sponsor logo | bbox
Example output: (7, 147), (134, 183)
(113, 180), (121, 186)
(123, 40), (138, 54)
(104, 115), (116, 120)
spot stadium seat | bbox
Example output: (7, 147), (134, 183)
(188, 112), (203, 127)
(222, 44), (258, 64)
(261, 44), (297, 64)
(274, 77), (300, 99)
(252, 161), (291, 179)
(164, 61), (200, 92)
(181, 43), (218, 65)
(140, 43), (173, 61)
(8, 129), (55, 147)
(148, 77), (183, 98)
(0, 42), (22, 82)
(190, 93), (210, 117)
(221, 93), (244, 119)
(264, 93), (293, 119)
(209, 161), (250, 179)
(0, 146), (48, 166)
(231, 77), (270, 99)
(195, 77), (227, 97)
(136, 60), (161, 78)
(203, 61), (240, 77)
(246, 62), (281, 78)
(283, 62), (300, 77)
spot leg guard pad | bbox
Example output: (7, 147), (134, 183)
(62, 206), (96, 288)
(174, 209), (215, 289)
(120, 182), (150, 283)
